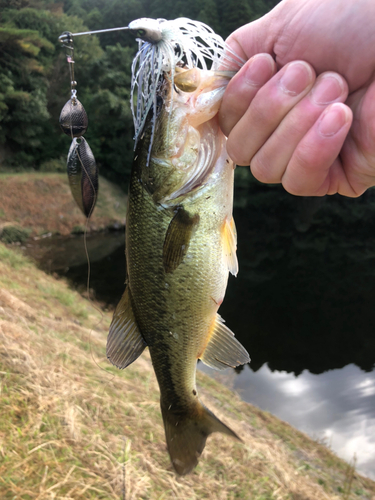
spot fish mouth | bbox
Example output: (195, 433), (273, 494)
(130, 17), (244, 155)
(150, 72), (229, 203)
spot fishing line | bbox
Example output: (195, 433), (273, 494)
(122, 437), (127, 500)
(72, 150), (114, 378)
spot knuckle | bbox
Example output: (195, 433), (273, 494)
(250, 98), (276, 126)
(250, 153), (279, 183)
(287, 111), (308, 138)
(362, 118), (375, 157)
(227, 142), (250, 166)
(251, 83), (292, 125)
(282, 178), (308, 196)
(292, 144), (316, 171)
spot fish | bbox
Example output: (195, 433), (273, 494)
(106, 17), (250, 475)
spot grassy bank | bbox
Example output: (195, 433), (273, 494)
(0, 243), (374, 499)
(0, 173), (127, 237)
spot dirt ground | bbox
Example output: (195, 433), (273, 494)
(0, 172), (126, 236)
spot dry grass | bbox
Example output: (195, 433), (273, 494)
(0, 242), (374, 500)
(0, 173), (126, 236)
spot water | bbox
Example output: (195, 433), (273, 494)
(24, 230), (126, 306)
(23, 178), (375, 478)
(199, 363), (375, 479)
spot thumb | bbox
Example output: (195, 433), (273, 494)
(226, 12), (276, 61)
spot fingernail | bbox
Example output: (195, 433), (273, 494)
(279, 61), (313, 96)
(312, 74), (345, 105)
(244, 54), (275, 87)
(318, 103), (350, 137)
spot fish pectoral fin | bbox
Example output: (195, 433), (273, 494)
(200, 314), (250, 370)
(107, 287), (147, 369)
(161, 399), (240, 476)
(163, 206), (200, 274)
(222, 216), (239, 276)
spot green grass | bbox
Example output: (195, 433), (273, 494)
(0, 243), (31, 269)
(36, 281), (89, 319)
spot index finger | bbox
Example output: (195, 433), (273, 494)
(219, 53), (276, 137)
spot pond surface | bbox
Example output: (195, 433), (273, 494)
(199, 363), (375, 479)
(23, 177), (375, 479)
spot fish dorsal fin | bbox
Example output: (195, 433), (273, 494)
(163, 206), (200, 273)
(223, 216), (238, 276)
(200, 314), (250, 370)
(107, 287), (147, 369)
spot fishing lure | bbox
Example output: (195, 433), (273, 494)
(59, 18), (244, 166)
(59, 31), (98, 217)
(67, 137), (98, 218)
(128, 18), (244, 163)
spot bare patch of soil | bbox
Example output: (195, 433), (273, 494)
(0, 173), (126, 236)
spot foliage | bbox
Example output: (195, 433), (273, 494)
(0, 224), (31, 243)
(0, 5), (102, 167)
(79, 43), (134, 187)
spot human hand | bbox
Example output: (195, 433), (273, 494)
(219, 0), (375, 197)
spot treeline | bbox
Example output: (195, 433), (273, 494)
(0, 0), (279, 188)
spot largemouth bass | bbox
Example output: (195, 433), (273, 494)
(107, 18), (250, 475)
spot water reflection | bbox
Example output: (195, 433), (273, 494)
(221, 174), (375, 375)
(199, 363), (375, 479)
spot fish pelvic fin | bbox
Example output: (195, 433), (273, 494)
(107, 287), (147, 369)
(161, 398), (241, 476)
(200, 314), (250, 370)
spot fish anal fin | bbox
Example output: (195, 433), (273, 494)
(163, 206), (200, 274)
(161, 398), (240, 476)
(200, 314), (250, 370)
(222, 216), (238, 276)
(107, 287), (147, 369)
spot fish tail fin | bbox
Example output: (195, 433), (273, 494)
(160, 398), (240, 475)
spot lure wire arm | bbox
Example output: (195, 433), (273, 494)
(59, 27), (131, 100)
(58, 32), (77, 100)
(58, 26), (129, 45)
(59, 26), (133, 106)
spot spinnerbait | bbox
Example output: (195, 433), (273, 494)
(59, 32), (98, 218)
